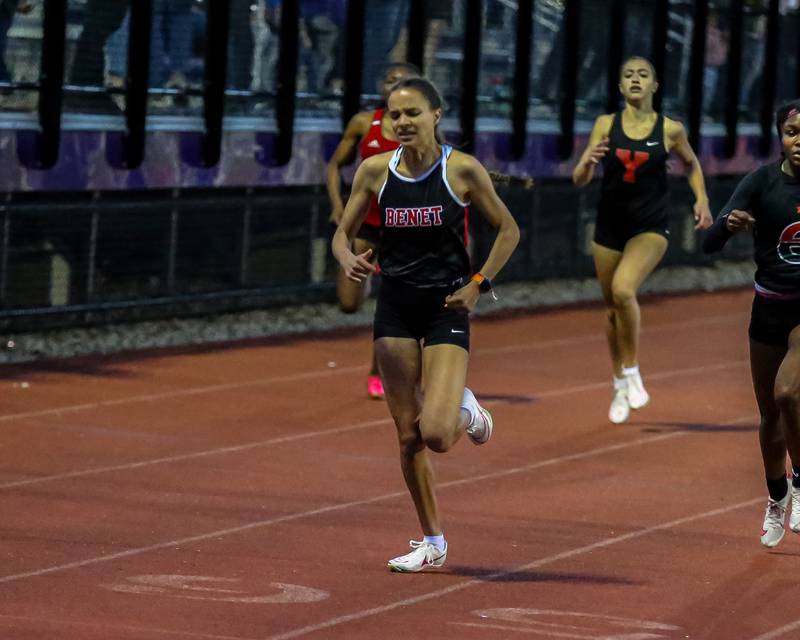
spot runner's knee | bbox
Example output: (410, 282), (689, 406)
(774, 383), (800, 415)
(418, 414), (456, 453)
(611, 282), (636, 308)
(396, 428), (424, 456)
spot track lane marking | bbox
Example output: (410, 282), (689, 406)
(264, 491), (762, 640)
(1, 359), (749, 490)
(0, 613), (256, 640)
(0, 311), (747, 425)
(0, 413), (754, 585)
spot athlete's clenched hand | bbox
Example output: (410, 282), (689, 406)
(341, 248), (375, 283)
(693, 200), (713, 230)
(444, 281), (480, 314)
(725, 209), (755, 233)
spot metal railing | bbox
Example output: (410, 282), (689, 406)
(0, 176), (752, 331)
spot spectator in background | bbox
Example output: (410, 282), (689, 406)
(105, 11), (128, 89)
(702, 13), (728, 117)
(70, 0), (129, 92)
(0, 0), (32, 85)
(361, 0), (407, 97)
(536, 3), (564, 108)
(739, 11), (765, 116)
(227, 0), (254, 91)
(107, 1), (209, 101)
(299, 0), (344, 94)
(254, 0), (280, 94)
(150, 0), (195, 90)
(777, 0), (800, 103)
(104, 0), (195, 108)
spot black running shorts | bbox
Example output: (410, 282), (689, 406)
(373, 276), (470, 351)
(593, 209), (670, 252)
(749, 294), (800, 348)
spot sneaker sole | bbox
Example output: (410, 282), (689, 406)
(387, 557), (447, 572)
(761, 531), (785, 547)
(608, 406), (630, 424)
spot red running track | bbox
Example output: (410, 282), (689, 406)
(1, 288), (798, 640)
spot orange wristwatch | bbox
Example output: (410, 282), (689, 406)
(470, 272), (493, 294)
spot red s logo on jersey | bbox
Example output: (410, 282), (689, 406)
(615, 149), (650, 183)
(778, 221), (800, 265)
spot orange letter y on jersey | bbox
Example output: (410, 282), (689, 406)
(615, 149), (650, 183)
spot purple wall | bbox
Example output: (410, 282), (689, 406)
(0, 125), (775, 192)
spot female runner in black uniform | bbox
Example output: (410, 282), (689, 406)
(573, 56), (712, 424)
(703, 100), (800, 548)
(332, 77), (520, 572)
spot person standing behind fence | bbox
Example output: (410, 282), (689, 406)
(332, 76), (519, 571)
(703, 101), (800, 548)
(572, 56), (712, 425)
(326, 61), (420, 400)
(69, 0), (128, 104)
(0, 0), (32, 87)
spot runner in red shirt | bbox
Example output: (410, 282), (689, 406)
(326, 62), (420, 399)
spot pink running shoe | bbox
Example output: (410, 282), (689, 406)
(368, 375), (385, 400)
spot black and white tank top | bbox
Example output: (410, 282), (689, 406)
(377, 144), (471, 287)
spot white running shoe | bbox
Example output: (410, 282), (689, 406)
(387, 540), (447, 572)
(625, 370), (650, 410)
(761, 487), (791, 547)
(790, 484), (800, 533)
(608, 387), (630, 424)
(461, 387), (493, 445)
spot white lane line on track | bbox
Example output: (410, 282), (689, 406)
(0, 613), (256, 640)
(0, 311), (747, 425)
(0, 365), (366, 424)
(264, 492), (763, 640)
(0, 419), (742, 585)
(475, 311), (747, 357)
(0, 359), (749, 490)
(749, 618), (800, 640)
(0, 417), (392, 489)
(533, 359), (747, 400)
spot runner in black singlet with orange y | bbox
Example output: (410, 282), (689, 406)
(573, 56), (712, 425)
(703, 100), (800, 548)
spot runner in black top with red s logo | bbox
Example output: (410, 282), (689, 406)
(703, 100), (800, 548)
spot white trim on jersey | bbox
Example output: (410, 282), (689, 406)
(441, 144), (470, 207)
(388, 146), (441, 183)
(377, 177), (388, 203)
